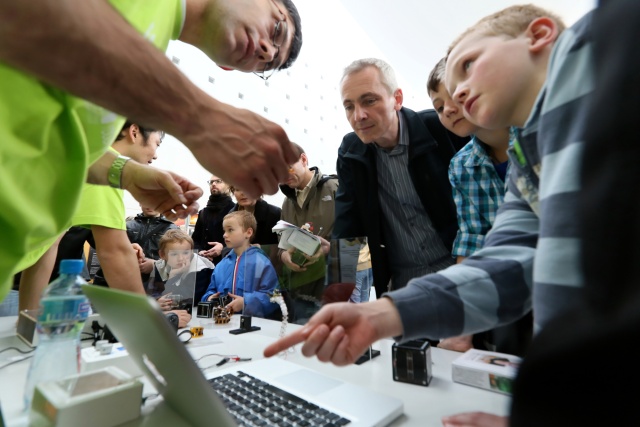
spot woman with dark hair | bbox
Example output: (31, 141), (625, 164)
(230, 187), (281, 246)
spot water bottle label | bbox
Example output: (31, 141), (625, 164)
(38, 296), (90, 324)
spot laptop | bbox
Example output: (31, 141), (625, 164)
(82, 285), (403, 427)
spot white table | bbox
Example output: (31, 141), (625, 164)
(0, 316), (510, 426)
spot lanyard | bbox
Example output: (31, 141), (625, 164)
(232, 254), (242, 295)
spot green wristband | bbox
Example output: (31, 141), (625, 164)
(107, 155), (130, 189)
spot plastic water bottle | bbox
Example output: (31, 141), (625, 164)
(23, 259), (91, 409)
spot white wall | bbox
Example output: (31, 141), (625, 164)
(124, 0), (596, 217)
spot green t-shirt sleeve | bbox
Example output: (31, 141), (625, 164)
(72, 183), (126, 230)
(108, 0), (185, 48)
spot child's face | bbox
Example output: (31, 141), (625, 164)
(161, 241), (192, 269)
(445, 32), (538, 129)
(429, 82), (478, 137)
(223, 218), (251, 249)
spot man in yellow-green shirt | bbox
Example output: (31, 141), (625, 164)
(0, 0), (303, 301)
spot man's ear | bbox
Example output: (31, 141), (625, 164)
(393, 88), (404, 111)
(527, 17), (559, 53)
(300, 153), (308, 168)
(128, 124), (140, 142)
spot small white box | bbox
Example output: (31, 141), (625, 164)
(451, 349), (522, 395)
(81, 343), (142, 377)
(30, 367), (142, 427)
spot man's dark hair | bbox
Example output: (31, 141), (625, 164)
(279, 0), (302, 70)
(115, 121), (165, 143)
(291, 142), (305, 157)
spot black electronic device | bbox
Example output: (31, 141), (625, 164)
(392, 339), (432, 386)
(196, 301), (215, 318)
(197, 296), (232, 318)
(355, 347), (381, 365)
(229, 315), (261, 335)
(165, 312), (180, 331)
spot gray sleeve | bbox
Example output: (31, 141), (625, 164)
(386, 189), (538, 342)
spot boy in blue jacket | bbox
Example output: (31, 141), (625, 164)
(201, 211), (279, 318)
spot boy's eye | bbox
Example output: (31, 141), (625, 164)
(463, 60), (473, 72)
(436, 106), (444, 113)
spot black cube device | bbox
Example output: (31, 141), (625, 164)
(197, 296), (232, 318)
(196, 301), (216, 318)
(392, 339), (432, 386)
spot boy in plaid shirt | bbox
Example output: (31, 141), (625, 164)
(427, 58), (531, 356)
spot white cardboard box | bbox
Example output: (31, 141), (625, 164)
(30, 367), (142, 427)
(81, 343), (142, 378)
(451, 349), (522, 395)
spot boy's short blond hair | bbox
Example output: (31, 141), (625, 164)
(224, 211), (257, 243)
(426, 57), (447, 95)
(159, 229), (194, 253)
(448, 4), (566, 56)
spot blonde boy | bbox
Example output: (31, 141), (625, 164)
(201, 211), (278, 317)
(152, 229), (214, 308)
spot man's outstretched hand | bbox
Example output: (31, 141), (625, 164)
(263, 298), (403, 366)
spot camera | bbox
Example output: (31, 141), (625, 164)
(392, 339), (432, 386)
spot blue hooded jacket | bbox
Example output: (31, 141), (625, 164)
(201, 246), (278, 317)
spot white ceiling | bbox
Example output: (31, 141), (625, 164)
(336, 0), (596, 108)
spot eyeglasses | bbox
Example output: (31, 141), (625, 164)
(207, 179), (223, 185)
(254, 14), (288, 81)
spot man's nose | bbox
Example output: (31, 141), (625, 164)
(354, 105), (367, 121)
(257, 39), (277, 63)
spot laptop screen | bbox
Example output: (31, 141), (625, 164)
(81, 284), (236, 427)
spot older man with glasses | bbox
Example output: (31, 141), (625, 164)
(0, 0), (303, 302)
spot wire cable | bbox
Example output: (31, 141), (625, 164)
(0, 355), (33, 370)
(0, 346), (35, 355)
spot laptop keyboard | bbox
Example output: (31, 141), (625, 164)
(209, 371), (351, 427)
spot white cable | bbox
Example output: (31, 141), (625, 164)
(270, 292), (294, 357)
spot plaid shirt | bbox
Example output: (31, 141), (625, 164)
(448, 137), (509, 257)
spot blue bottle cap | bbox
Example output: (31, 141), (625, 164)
(59, 259), (84, 275)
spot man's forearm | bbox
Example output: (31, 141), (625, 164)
(86, 151), (118, 186)
(0, 0), (215, 146)
(18, 236), (62, 312)
(96, 247), (146, 294)
(92, 227), (145, 294)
